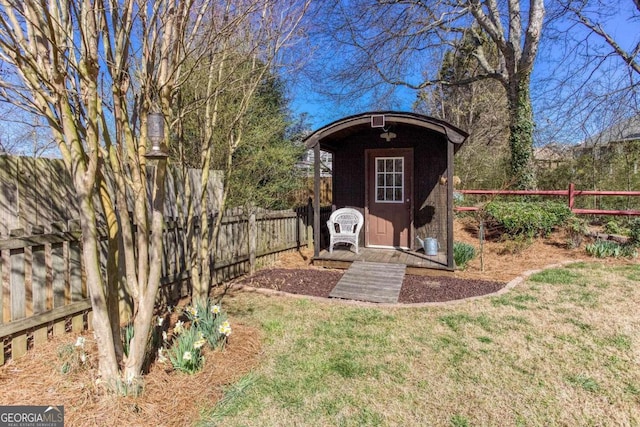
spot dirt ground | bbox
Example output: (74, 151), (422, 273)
(0, 218), (634, 426)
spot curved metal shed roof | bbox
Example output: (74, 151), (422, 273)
(304, 111), (468, 149)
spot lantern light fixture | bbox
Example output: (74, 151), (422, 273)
(144, 112), (168, 160)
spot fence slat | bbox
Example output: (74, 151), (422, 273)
(52, 242), (65, 308)
(10, 247), (25, 321)
(32, 244), (46, 314)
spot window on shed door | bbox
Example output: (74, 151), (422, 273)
(375, 157), (404, 203)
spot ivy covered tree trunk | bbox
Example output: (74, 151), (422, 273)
(507, 74), (537, 190)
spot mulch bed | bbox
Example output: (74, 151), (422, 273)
(0, 322), (262, 427)
(234, 268), (506, 303)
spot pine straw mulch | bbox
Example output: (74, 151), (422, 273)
(0, 322), (261, 426)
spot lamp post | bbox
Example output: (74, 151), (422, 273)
(144, 112), (168, 160)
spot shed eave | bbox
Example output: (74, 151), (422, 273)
(303, 111), (468, 149)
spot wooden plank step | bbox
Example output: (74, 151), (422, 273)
(329, 261), (406, 303)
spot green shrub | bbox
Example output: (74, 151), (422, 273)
(628, 219), (640, 247)
(453, 242), (476, 270)
(604, 220), (622, 235)
(566, 217), (588, 249)
(585, 239), (637, 258)
(484, 201), (572, 238)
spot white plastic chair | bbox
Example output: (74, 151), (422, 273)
(327, 208), (364, 253)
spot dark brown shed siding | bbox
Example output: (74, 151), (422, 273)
(413, 131), (449, 253)
(330, 126), (449, 251)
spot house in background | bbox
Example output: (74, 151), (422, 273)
(534, 115), (640, 178)
(534, 143), (571, 170)
(304, 111), (467, 272)
(573, 115), (640, 165)
(298, 149), (333, 177)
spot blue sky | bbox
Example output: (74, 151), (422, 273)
(287, 2), (639, 142)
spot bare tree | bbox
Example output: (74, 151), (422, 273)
(0, 0), (209, 388)
(0, 108), (56, 156)
(175, 0), (311, 301)
(558, 0), (640, 76)
(310, 0), (544, 189)
(536, 0), (639, 161)
(415, 29), (511, 189)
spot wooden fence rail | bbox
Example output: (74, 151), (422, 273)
(0, 206), (312, 365)
(455, 183), (640, 216)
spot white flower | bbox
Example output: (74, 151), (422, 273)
(157, 348), (167, 363)
(211, 305), (221, 314)
(194, 338), (206, 349)
(183, 351), (192, 361)
(80, 353), (86, 363)
(187, 306), (198, 317)
(75, 337), (85, 348)
(174, 320), (185, 335)
(157, 316), (164, 327)
(218, 321), (232, 336)
(162, 331), (168, 342)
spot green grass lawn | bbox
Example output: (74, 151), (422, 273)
(198, 262), (640, 426)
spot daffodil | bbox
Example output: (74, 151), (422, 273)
(162, 331), (168, 342)
(157, 347), (167, 363)
(174, 320), (185, 335)
(75, 337), (85, 348)
(183, 351), (192, 361)
(186, 306), (198, 317)
(157, 316), (164, 327)
(211, 305), (221, 314)
(194, 338), (206, 349)
(218, 321), (232, 336)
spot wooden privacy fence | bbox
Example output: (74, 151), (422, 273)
(0, 155), (224, 236)
(0, 206), (312, 365)
(455, 184), (640, 216)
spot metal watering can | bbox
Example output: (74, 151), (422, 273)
(416, 236), (439, 256)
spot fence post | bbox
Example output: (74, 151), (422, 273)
(307, 197), (314, 251)
(248, 208), (257, 275)
(568, 183), (575, 211)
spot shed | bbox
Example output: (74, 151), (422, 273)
(304, 111), (468, 271)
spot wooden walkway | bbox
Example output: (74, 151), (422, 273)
(314, 247), (452, 275)
(329, 261), (406, 303)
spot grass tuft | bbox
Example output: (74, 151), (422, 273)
(450, 414), (471, 427)
(198, 373), (258, 425)
(529, 268), (582, 284)
(566, 374), (600, 393)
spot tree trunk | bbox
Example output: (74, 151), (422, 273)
(123, 160), (168, 382)
(98, 172), (125, 363)
(507, 74), (537, 190)
(77, 190), (120, 384)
